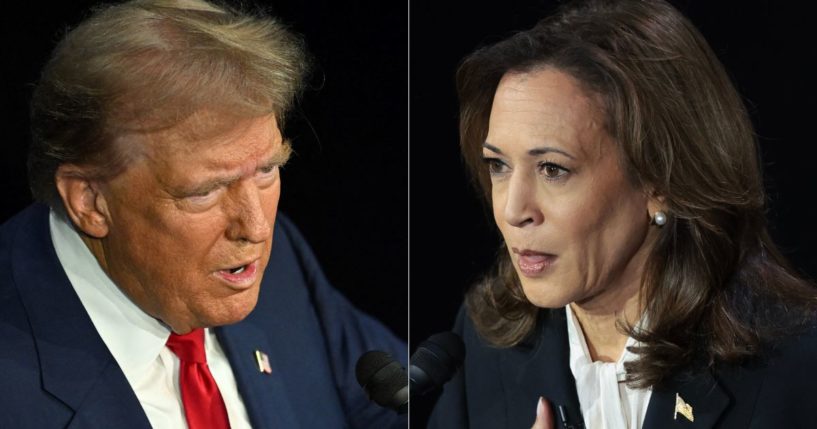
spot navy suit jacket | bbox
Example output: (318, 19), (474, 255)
(0, 203), (406, 428)
(428, 306), (817, 428)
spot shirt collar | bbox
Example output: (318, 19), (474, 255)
(565, 303), (639, 378)
(49, 209), (171, 384)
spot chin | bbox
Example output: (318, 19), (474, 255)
(200, 287), (261, 328)
(518, 277), (573, 309)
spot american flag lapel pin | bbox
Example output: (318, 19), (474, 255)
(674, 393), (694, 422)
(254, 350), (272, 374)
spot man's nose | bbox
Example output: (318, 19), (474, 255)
(226, 182), (272, 243)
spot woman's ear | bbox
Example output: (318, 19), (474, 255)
(55, 165), (111, 238)
(647, 196), (666, 216)
(645, 188), (668, 225)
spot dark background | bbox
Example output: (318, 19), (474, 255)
(0, 0), (407, 343)
(410, 0), (817, 426)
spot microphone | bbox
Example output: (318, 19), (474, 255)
(355, 331), (465, 414)
(355, 351), (408, 414)
(409, 331), (465, 397)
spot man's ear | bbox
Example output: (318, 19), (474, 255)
(55, 165), (111, 238)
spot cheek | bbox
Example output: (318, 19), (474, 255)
(112, 195), (225, 265)
(491, 185), (507, 233)
(264, 181), (281, 221)
(601, 199), (649, 257)
(256, 181), (281, 245)
(564, 190), (648, 285)
(131, 218), (228, 290)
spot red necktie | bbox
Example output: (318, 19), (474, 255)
(166, 329), (232, 429)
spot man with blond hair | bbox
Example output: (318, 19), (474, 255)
(0, 0), (405, 427)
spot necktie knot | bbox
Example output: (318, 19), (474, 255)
(166, 328), (207, 364)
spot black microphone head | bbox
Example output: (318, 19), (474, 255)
(355, 350), (394, 386)
(411, 331), (465, 388)
(355, 350), (408, 410)
(424, 332), (465, 363)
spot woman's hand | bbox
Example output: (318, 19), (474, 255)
(531, 397), (554, 429)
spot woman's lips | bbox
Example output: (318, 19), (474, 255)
(513, 248), (557, 277)
(215, 260), (259, 289)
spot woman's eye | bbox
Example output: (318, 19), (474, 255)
(539, 162), (569, 180)
(482, 157), (509, 175)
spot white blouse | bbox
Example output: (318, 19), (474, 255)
(565, 304), (652, 429)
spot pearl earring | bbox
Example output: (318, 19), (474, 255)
(652, 211), (667, 226)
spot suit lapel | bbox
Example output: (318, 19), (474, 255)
(500, 308), (585, 428)
(13, 205), (150, 428)
(496, 307), (731, 429)
(216, 321), (300, 429)
(643, 367), (730, 429)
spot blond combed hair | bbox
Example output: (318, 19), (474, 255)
(29, 0), (310, 207)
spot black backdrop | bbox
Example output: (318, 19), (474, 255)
(410, 0), (817, 426)
(0, 0), (407, 342)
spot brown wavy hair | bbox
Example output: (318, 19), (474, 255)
(29, 0), (310, 209)
(458, 0), (817, 387)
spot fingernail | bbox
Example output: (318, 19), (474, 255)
(537, 396), (545, 419)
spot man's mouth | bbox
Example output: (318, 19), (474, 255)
(228, 265), (247, 274)
(216, 260), (260, 288)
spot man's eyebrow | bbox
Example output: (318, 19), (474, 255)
(182, 177), (235, 197)
(482, 142), (575, 160)
(180, 140), (293, 196)
(260, 139), (292, 168)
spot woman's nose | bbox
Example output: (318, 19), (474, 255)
(503, 172), (544, 228)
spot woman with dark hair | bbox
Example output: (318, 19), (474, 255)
(427, 0), (817, 428)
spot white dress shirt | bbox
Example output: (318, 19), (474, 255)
(565, 304), (652, 429)
(50, 210), (253, 429)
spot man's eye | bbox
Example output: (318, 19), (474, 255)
(189, 190), (213, 198)
(185, 191), (216, 204)
(182, 187), (220, 205)
(259, 165), (279, 175)
(256, 165), (279, 184)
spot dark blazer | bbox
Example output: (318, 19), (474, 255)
(0, 203), (406, 429)
(428, 306), (817, 428)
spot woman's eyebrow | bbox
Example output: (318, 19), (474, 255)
(483, 142), (575, 159)
(482, 142), (503, 154)
(527, 146), (575, 159)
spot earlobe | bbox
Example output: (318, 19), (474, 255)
(646, 193), (668, 226)
(55, 165), (111, 238)
(646, 197), (666, 216)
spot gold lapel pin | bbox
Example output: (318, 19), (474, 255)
(254, 350), (272, 374)
(674, 393), (694, 422)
